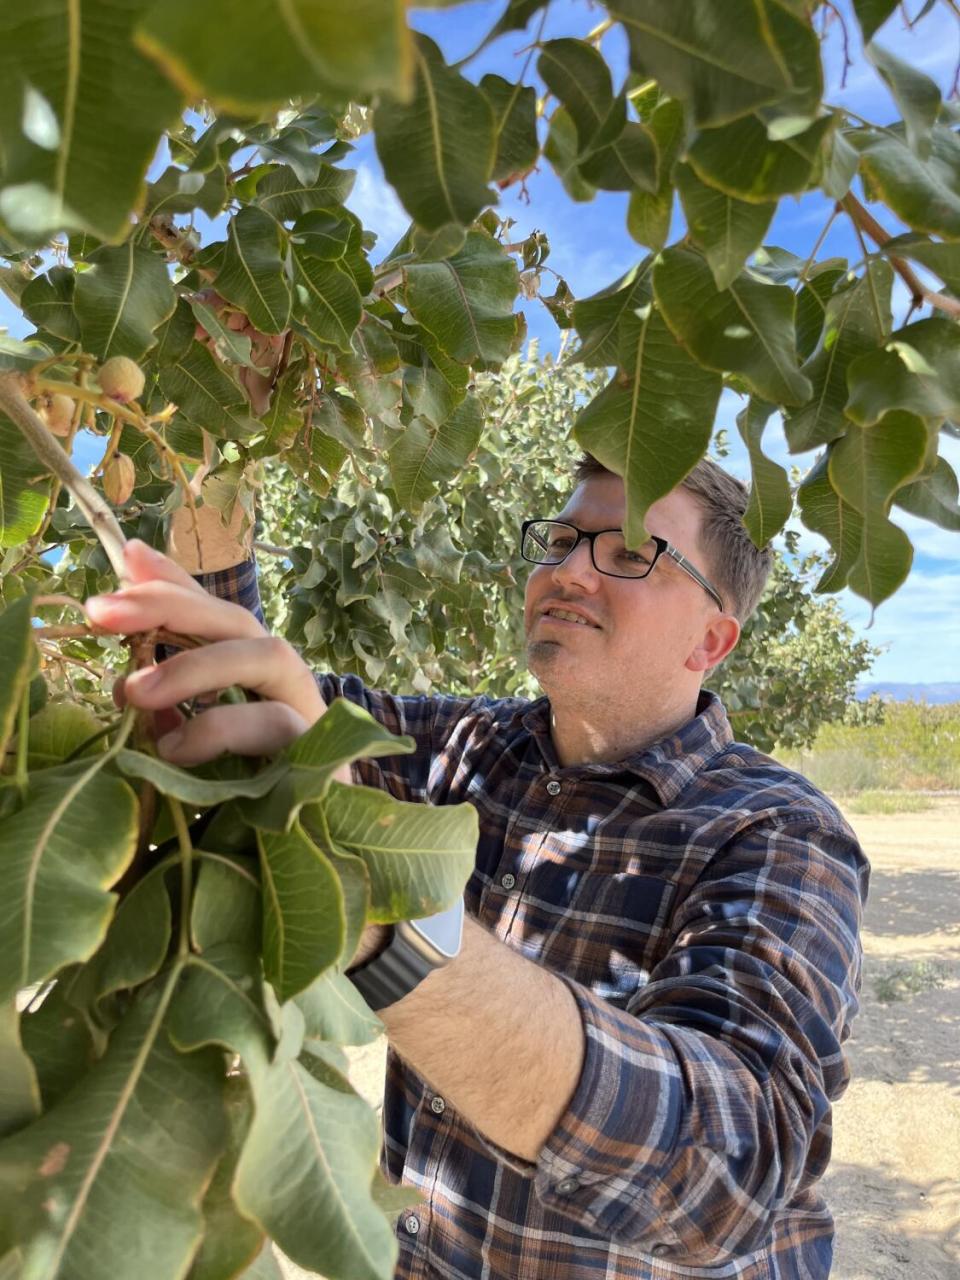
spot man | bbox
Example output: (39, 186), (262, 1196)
(87, 455), (868, 1279)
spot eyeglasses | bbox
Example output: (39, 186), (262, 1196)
(520, 519), (725, 612)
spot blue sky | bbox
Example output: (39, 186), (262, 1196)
(1, 1), (957, 682)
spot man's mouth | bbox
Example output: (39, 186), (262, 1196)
(541, 607), (599, 628)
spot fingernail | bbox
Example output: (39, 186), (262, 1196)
(157, 728), (184, 758)
(128, 539), (162, 561)
(85, 593), (120, 619)
(131, 666), (161, 690)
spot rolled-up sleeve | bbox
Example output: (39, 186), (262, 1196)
(491, 814), (868, 1266)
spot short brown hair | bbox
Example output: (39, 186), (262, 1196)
(573, 454), (773, 621)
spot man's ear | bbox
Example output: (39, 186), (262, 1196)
(685, 613), (741, 673)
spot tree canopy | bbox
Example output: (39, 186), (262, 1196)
(0, 4), (953, 1279)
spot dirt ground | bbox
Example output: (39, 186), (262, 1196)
(281, 798), (960, 1280)
(821, 797), (960, 1280)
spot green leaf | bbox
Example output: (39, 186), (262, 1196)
(0, 0), (184, 246)
(478, 74), (539, 182)
(388, 395), (483, 513)
(572, 260), (653, 368)
(290, 250), (363, 355)
(158, 342), (258, 440)
(80, 858), (173, 1011)
(686, 114), (834, 203)
(654, 246), (812, 405)
(244, 698), (415, 834)
(821, 129), (859, 200)
(151, 297), (197, 367)
(258, 823), (346, 1003)
(537, 40), (656, 192)
(573, 304), (722, 545)
(626, 97), (684, 250)
(300, 833), (371, 973)
(192, 855), (262, 955)
(211, 206), (292, 335)
(0, 763), (138, 1005)
(736, 398), (792, 546)
(116, 748), (287, 807)
(850, 124), (960, 241)
(608, 0), (817, 129)
(254, 163), (356, 223)
(893, 454), (960, 530)
(852, 0), (901, 43)
(191, 300), (261, 370)
(0, 983), (227, 1279)
(404, 231), (519, 365)
(796, 454), (865, 593)
(290, 207), (354, 262)
(233, 1048), (400, 1280)
(22, 702), (106, 771)
(0, 1003), (40, 1138)
(295, 968), (384, 1048)
(374, 35), (496, 231)
(18, 974), (95, 1109)
(827, 411), (928, 606)
(0, 428), (50, 550)
(338, 319), (403, 418)
(135, 0), (413, 109)
(675, 161), (776, 290)
(845, 317), (960, 427)
(141, 164), (227, 221)
(19, 267), (79, 343)
(795, 262), (849, 361)
(0, 596), (36, 763)
(883, 233), (960, 297)
(168, 943), (273, 1066)
(74, 242), (176, 362)
(189, 1076), (266, 1280)
(543, 108), (597, 202)
(866, 43), (940, 159)
(317, 781), (477, 924)
(784, 261), (894, 452)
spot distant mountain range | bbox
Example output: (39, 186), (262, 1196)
(856, 682), (960, 704)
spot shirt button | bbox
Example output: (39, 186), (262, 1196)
(404, 1215), (420, 1236)
(500, 873), (516, 890)
(430, 1095), (446, 1114)
(546, 779), (561, 796)
(651, 1244), (671, 1257)
(555, 1176), (580, 1195)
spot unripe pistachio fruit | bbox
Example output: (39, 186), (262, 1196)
(103, 453), (136, 505)
(98, 355), (145, 403)
(39, 393), (75, 437)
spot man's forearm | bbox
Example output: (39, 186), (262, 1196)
(377, 914), (585, 1164)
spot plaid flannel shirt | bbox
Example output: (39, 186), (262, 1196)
(199, 564), (869, 1280)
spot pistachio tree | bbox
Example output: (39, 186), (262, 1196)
(0, 2), (958, 1278)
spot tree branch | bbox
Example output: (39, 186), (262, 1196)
(841, 192), (960, 319)
(0, 373), (128, 582)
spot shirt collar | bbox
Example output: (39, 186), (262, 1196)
(517, 689), (733, 806)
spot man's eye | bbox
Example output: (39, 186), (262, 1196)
(619, 549), (651, 565)
(549, 537), (574, 551)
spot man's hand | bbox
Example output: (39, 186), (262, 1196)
(87, 539), (331, 768)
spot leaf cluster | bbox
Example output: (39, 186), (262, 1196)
(0, 599), (476, 1280)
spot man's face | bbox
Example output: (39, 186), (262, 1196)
(523, 473), (720, 705)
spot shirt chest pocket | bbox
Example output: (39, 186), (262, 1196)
(560, 871), (677, 1008)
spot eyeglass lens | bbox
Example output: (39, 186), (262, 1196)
(522, 521), (657, 578)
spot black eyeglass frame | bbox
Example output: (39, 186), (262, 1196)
(520, 519), (725, 613)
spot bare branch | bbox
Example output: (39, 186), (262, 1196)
(841, 192), (960, 319)
(0, 374), (128, 582)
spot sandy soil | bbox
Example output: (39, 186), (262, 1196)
(281, 798), (960, 1279)
(821, 797), (960, 1280)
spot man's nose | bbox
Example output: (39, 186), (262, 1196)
(551, 538), (600, 589)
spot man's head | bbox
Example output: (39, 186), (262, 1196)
(523, 455), (772, 735)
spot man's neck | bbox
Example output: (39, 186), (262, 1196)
(548, 693), (700, 767)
